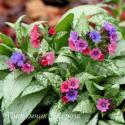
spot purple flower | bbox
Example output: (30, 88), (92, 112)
(96, 98), (111, 112)
(103, 22), (117, 42)
(76, 39), (88, 52)
(109, 32), (117, 42)
(10, 51), (26, 67)
(68, 31), (79, 51)
(103, 22), (116, 32)
(89, 31), (101, 43)
(66, 89), (78, 102)
(69, 31), (78, 43)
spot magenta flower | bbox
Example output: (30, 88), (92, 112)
(96, 98), (111, 112)
(61, 81), (70, 93)
(69, 77), (79, 89)
(66, 89), (78, 102)
(40, 52), (55, 67)
(69, 31), (78, 43)
(89, 31), (101, 43)
(69, 39), (76, 51)
(109, 32), (117, 43)
(21, 63), (34, 74)
(76, 39), (88, 52)
(68, 31), (78, 51)
(108, 42), (117, 55)
(90, 48), (103, 61)
(103, 22), (117, 42)
(30, 25), (41, 48)
(103, 22), (116, 32)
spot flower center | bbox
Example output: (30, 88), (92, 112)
(79, 43), (85, 47)
(93, 51), (99, 56)
(101, 102), (107, 108)
(71, 81), (75, 86)
(69, 91), (75, 96)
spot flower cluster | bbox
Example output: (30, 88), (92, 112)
(61, 77), (79, 104)
(30, 25), (41, 48)
(96, 98), (111, 113)
(7, 51), (34, 74)
(39, 52), (55, 67)
(68, 22), (118, 61)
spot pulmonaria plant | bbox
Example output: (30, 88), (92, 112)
(68, 22), (118, 61)
(0, 5), (125, 125)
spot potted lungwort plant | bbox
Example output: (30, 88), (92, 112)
(0, 5), (125, 125)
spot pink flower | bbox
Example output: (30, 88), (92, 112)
(82, 48), (91, 55)
(96, 98), (111, 112)
(48, 27), (56, 35)
(69, 39), (77, 51)
(21, 63), (34, 74)
(98, 53), (105, 62)
(108, 42), (117, 55)
(30, 25), (41, 48)
(6, 60), (16, 71)
(61, 81), (70, 93)
(69, 77), (79, 89)
(61, 96), (68, 104)
(68, 31), (78, 51)
(90, 48), (103, 61)
(40, 52), (55, 67)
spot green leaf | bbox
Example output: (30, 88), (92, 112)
(21, 80), (45, 97)
(90, 94), (102, 103)
(104, 84), (120, 98)
(3, 90), (47, 125)
(95, 60), (120, 77)
(73, 99), (96, 114)
(15, 15), (26, 44)
(6, 22), (15, 29)
(38, 39), (49, 54)
(108, 109), (125, 123)
(0, 43), (13, 56)
(49, 104), (91, 125)
(55, 55), (79, 72)
(0, 80), (3, 99)
(0, 33), (14, 47)
(87, 113), (98, 125)
(0, 55), (9, 70)
(114, 91), (125, 106)
(106, 76), (125, 85)
(85, 81), (98, 94)
(0, 70), (9, 80)
(98, 120), (109, 125)
(76, 72), (98, 87)
(59, 5), (107, 27)
(55, 14), (74, 51)
(89, 13), (117, 29)
(35, 72), (63, 95)
(119, 21), (125, 27)
(107, 120), (124, 125)
(75, 13), (89, 36)
(3, 71), (33, 108)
